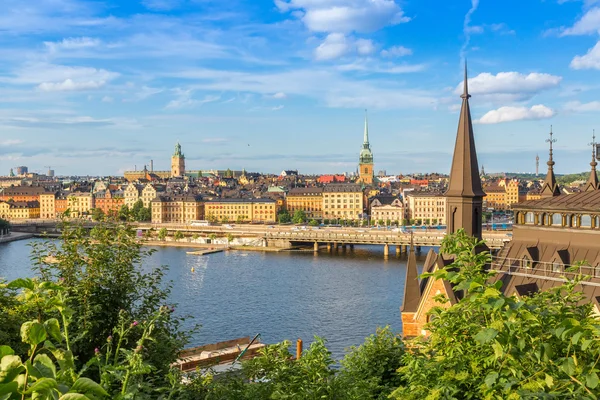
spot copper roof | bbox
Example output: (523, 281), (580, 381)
(513, 191), (600, 212)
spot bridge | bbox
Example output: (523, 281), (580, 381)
(9, 220), (511, 252)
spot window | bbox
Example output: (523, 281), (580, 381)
(522, 257), (531, 269)
(525, 212), (534, 224)
(552, 261), (562, 273)
(581, 215), (592, 228)
(552, 213), (562, 226)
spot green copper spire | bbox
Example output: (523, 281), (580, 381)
(359, 110), (373, 164)
(173, 141), (184, 158)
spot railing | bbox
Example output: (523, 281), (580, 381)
(490, 256), (600, 286)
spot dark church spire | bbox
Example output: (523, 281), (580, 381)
(540, 126), (560, 198)
(584, 130), (599, 192)
(445, 62), (485, 239)
(446, 62), (485, 198)
(401, 233), (420, 313)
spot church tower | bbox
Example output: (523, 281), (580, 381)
(358, 110), (374, 185)
(445, 63), (485, 240)
(171, 142), (185, 178)
(584, 131), (599, 192)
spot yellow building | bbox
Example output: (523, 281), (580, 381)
(151, 194), (204, 224)
(286, 187), (323, 220)
(171, 142), (185, 177)
(484, 185), (507, 210)
(67, 193), (94, 217)
(124, 183), (143, 208)
(0, 201), (40, 220)
(205, 199), (277, 223)
(406, 193), (446, 225)
(484, 179), (526, 210)
(322, 184), (364, 220)
(40, 192), (56, 219)
(141, 184), (164, 208)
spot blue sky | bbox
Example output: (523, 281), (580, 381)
(1, 0), (600, 176)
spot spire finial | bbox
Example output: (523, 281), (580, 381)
(546, 125), (556, 167)
(590, 129), (597, 167)
(461, 60), (471, 100)
(363, 109), (369, 145)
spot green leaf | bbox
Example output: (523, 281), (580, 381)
(69, 378), (108, 397)
(545, 373), (554, 388)
(492, 341), (504, 359)
(24, 377), (57, 394)
(0, 355), (24, 384)
(7, 278), (34, 290)
(44, 319), (62, 343)
(0, 382), (18, 397)
(587, 372), (599, 389)
(59, 393), (90, 400)
(571, 331), (584, 345)
(0, 347), (13, 360)
(474, 328), (498, 345)
(561, 358), (576, 376)
(21, 322), (47, 346)
(24, 360), (42, 380)
(582, 339), (593, 351)
(484, 371), (498, 388)
(34, 355), (56, 379)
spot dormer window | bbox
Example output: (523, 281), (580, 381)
(522, 257), (532, 269)
(525, 212), (534, 224)
(552, 213), (562, 226)
(582, 215), (592, 228)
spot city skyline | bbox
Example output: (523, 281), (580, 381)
(1, 0), (600, 175)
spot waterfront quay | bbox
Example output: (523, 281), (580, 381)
(9, 220), (512, 251)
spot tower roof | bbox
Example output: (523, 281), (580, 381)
(359, 110), (374, 164)
(445, 62), (485, 198)
(585, 130), (599, 192)
(401, 235), (421, 313)
(540, 126), (560, 198)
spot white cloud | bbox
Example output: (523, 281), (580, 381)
(141, 0), (183, 11)
(5, 63), (119, 92)
(275, 0), (410, 33)
(337, 60), (426, 73)
(561, 7), (600, 35)
(563, 100), (600, 112)
(0, 139), (23, 146)
(101, 96), (114, 103)
(380, 45), (412, 57)
(272, 92), (287, 99)
(271, 105), (284, 111)
(38, 79), (106, 91)
(477, 105), (556, 124)
(44, 37), (101, 52)
(571, 41), (600, 69)
(315, 33), (351, 60)
(461, 0), (480, 58)
(455, 72), (562, 98)
(355, 38), (376, 55)
(165, 89), (220, 109)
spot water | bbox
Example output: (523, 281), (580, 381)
(0, 239), (426, 360)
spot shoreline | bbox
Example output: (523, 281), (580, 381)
(0, 232), (34, 244)
(141, 240), (297, 252)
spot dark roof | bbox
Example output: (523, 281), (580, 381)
(0, 186), (47, 195)
(371, 195), (399, 205)
(513, 190), (600, 212)
(288, 187), (323, 196)
(152, 194), (202, 202)
(323, 184), (362, 193)
(205, 198), (275, 204)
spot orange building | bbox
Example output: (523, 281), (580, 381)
(94, 189), (125, 216)
(0, 186), (47, 203)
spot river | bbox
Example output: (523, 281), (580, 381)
(0, 239), (426, 360)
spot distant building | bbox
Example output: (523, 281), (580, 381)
(204, 198), (277, 223)
(322, 184), (364, 221)
(317, 175), (346, 184)
(405, 192), (446, 225)
(94, 189), (124, 217)
(357, 112), (374, 185)
(16, 166), (28, 176)
(151, 194), (203, 224)
(0, 201), (40, 220)
(0, 186), (47, 203)
(286, 187), (324, 220)
(369, 196), (404, 224)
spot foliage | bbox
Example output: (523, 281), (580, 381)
(0, 217), (10, 230)
(308, 219), (319, 226)
(157, 228), (168, 241)
(27, 220), (189, 381)
(277, 211), (291, 224)
(235, 215), (245, 224)
(118, 205), (130, 222)
(392, 229), (600, 399)
(221, 216), (229, 223)
(91, 208), (105, 222)
(173, 231), (184, 241)
(226, 233), (234, 243)
(0, 281), (26, 355)
(208, 233), (217, 242)
(130, 200), (151, 222)
(292, 210), (307, 224)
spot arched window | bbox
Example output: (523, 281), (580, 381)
(552, 213), (562, 226)
(581, 215), (592, 228)
(525, 212), (534, 224)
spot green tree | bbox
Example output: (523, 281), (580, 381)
(91, 208), (105, 221)
(236, 215), (245, 224)
(157, 227), (167, 241)
(377, 219), (384, 226)
(221, 215), (229, 223)
(424, 218), (430, 225)
(118, 205), (130, 221)
(402, 218), (409, 226)
(292, 210), (307, 224)
(137, 207), (151, 222)
(207, 214), (218, 223)
(385, 219), (391, 226)
(131, 199), (144, 218)
(323, 219), (330, 225)
(308, 219), (319, 226)
(208, 233), (217, 243)
(174, 231), (184, 241)
(278, 211), (291, 224)
(392, 230), (600, 399)
(226, 233), (234, 245)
